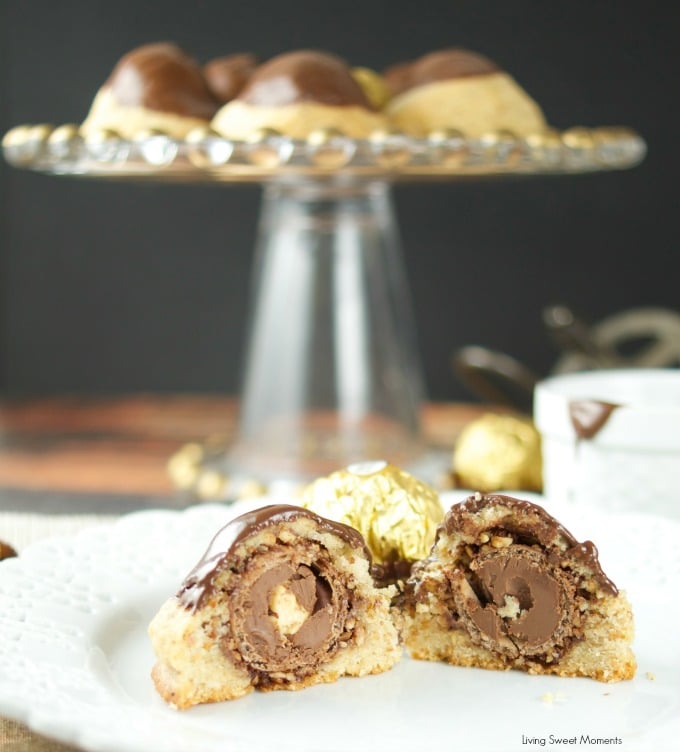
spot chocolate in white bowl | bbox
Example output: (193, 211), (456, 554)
(534, 368), (680, 518)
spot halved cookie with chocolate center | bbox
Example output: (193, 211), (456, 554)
(149, 505), (400, 708)
(401, 493), (635, 681)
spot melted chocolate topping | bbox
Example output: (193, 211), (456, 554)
(177, 504), (368, 612)
(443, 494), (617, 596)
(105, 42), (219, 118)
(385, 48), (499, 97)
(204, 53), (259, 104)
(569, 400), (620, 439)
(238, 50), (373, 109)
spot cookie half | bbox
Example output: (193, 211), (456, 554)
(149, 504), (401, 708)
(385, 48), (546, 137)
(211, 50), (387, 139)
(401, 493), (635, 682)
(81, 42), (218, 138)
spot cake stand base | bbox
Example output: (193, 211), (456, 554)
(220, 179), (428, 486)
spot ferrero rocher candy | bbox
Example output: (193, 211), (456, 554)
(300, 461), (443, 578)
(351, 67), (391, 110)
(452, 413), (542, 492)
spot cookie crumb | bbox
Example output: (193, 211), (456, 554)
(541, 692), (567, 705)
(646, 671), (656, 681)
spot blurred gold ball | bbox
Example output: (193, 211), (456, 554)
(2, 125), (32, 149)
(195, 470), (227, 500)
(48, 124), (80, 142)
(453, 413), (542, 492)
(351, 67), (391, 110)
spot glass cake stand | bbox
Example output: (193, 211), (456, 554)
(3, 124), (646, 497)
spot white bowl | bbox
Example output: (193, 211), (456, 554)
(534, 369), (680, 518)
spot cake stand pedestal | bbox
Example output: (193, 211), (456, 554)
(226, 179), (426, 483)
(2, 124), (646, 496)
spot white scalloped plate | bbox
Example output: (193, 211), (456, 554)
(0, 492), (679, 752)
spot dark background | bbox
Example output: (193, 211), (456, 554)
(1, 1), (677, 402)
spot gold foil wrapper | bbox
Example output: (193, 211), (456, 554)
(351, 67), (391, 110)
(300, 461), (443, 565)
(453, 414), (542, 492)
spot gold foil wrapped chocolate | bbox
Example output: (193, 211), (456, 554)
(452, 413), (542, 492)
(300, 460), (443, 567)
(351, 67), (391, 110)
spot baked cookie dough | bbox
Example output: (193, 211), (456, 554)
(385, 48), (547, 137)
(401, 493), (635, 682)
(149, 504), (401, 708)
(81, 42), (219, 138)
(211, 50), (387, 139)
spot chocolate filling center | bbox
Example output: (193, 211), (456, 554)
(226, 546), (351, 677)
(451, 544), (577, 660)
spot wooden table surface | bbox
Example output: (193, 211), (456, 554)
(0, 395), (491, 513)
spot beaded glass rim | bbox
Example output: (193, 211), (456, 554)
(3, 123), (646, 181)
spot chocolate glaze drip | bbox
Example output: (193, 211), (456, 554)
(105, 42), (219, 118)
(204, 53), (259, 104)
(177, 504), (368, 613)
(384, 48), (499, 97)
(238, 50), (373, 109)
(569, 400), (620, 440)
